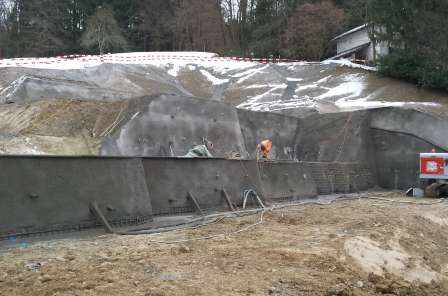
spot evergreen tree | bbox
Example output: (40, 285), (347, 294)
(65, 0), (100, 53)
(2, 0), (440, 66)
(249, 0), (283, 57)
(20, 0), (72, 56)
(136, 0), (174, 51)
(106, 0), (139, 50)
(81, 4), (128, 54)
(335, 0), (368, 28)
(368, 0), (448, 90)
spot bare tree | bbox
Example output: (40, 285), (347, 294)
(81, 5), (128, 54)
(221, 0), (257, 53)
(0, 0), (8, 58)
(0, 0), (7, 28)
(222, 0), (239, 21)
(174, 0), (227, 52)
(285, 1), (346, 60)
(0, 0), (13, 32)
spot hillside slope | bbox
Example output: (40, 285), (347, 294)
(0, 52), (447, 156)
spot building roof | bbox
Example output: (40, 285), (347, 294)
(325, 41), (371, 61)
(331, 24), (368, 42)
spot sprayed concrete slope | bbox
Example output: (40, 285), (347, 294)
(0, 52), (446, 114)
(0, 53), (448, 234)
(0, 97), (445, 237)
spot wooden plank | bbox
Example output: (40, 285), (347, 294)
(90, 201), (115, 234)
(187, 191), (205, 216)
(222, 188), (236, 212)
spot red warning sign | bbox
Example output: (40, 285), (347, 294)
(421, 157), (445, 175)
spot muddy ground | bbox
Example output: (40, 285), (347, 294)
(1, 192), (448, 296)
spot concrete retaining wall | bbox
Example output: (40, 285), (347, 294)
(257, 161), (317, 202)
(142, 158), (263, 215)
(303, 162), (376, 195)
(0, 156), (152, 237)
(0, 156), (376, 237)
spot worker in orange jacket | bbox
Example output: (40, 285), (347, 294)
(257, 139), (273, 160)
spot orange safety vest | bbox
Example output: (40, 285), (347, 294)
(258, 140), (273, 158)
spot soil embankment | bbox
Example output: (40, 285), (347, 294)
(1, 192), (448, 296)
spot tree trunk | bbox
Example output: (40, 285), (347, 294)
(239, 0), (248, 53)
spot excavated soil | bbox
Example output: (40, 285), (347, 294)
(0, 99), (125, 155)
(1, 192), (448, 295)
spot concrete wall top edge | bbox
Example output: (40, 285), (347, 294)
(0, 155), (369, 165)
(370, 107), (448, 149)
(0, 155), (257, 161)
(139, 93), (230, 108)
(236, 108), (304, 121)
(0, 155), (143, 160)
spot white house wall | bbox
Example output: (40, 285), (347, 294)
(376, 42), (389, 57)
(366, 45), (375, 61)
(367, 42), (389, 62)
(337, 29), (371, 54)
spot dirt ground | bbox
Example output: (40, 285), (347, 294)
(2, 192), (448, 296)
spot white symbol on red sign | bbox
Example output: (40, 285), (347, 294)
(426, 161), (439, 173)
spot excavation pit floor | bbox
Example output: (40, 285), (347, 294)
(1, 192), (448, 296)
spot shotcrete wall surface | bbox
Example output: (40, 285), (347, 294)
(0, 75), (131, 104)
(370, 108), (448, 148)
(238, 109), (300, 160)
(303, 162), (376, 195)
(141, 158), (264, 215)
(296, 111), (373, 163)
(0, 156), (152, 237)
(257, 161), (318, 202)
(101, 95), (248, 158)
(0, 155), (378, 237)
(369, 108), (448, 189)
(0, 64), (188, 104)
(371, 129), (433, 189)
